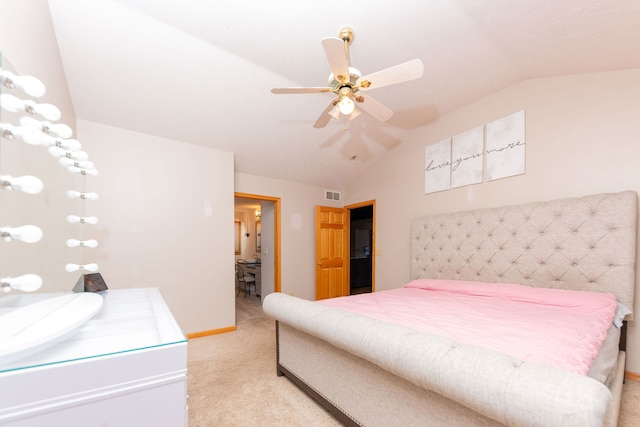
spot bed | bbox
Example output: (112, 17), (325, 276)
(262, 190), (637, 427)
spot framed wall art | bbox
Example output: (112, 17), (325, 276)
(424, 137), (452, 194)
(451, 126), (483, 189)
(485, 110), (525, 181)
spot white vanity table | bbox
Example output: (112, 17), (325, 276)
(0, 288), (188, 426)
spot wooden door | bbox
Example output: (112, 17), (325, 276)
(315, 206), (347, 300)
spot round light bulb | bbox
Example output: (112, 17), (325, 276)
(74, 151), (90, 161)
(0, 70), (46, 97)
(65, 263), (99, 273)
(52, 124), (73, 138)
(49, 146), (89, 161)
(84, 263), (99, 272)
(20, 117), (73, 138)
(67, 215), (99, 225)
(59, 158), (95, 169)
(1, 273), (43, 292)
(0, 93), (26, 112)
(0, 94), (60, 121)
(40, 135), (82, 151)
(338, 96), (355, 115)
(68, 166), (99, 176)
(84, 216), (99, 225)
(83, 239), (99, 248)
(48, 146), (66, 158)
(65, 263), (80, 273)
(57, 138), (82, 151)
(67, 215), (80, 223)
(66, 239), (98, 248)
(0, 175), (44, 194)
(66, 239), (80, 248)
(18, 76), (46, 97)
(67, 190), (99, 201)
(24, 100), (61, 121)
(0, 123), (47, 145)
(1, 224), (43, 243)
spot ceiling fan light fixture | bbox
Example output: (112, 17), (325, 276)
(337, 95), (355, 115)
(329, 104), (360, 122)
(271, 27), (424, 128)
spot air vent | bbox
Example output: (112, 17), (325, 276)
(325, 190), (341, 201)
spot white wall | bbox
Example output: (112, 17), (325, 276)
(344, 68), (640, 373)
(235, 172), (338, 300)
(78, 120), (235, 334)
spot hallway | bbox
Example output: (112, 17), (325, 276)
(235, 293), (264, 324)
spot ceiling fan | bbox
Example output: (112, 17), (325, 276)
(271, 27), (424, 128)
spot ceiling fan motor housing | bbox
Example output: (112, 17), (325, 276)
(328, 67), (361, 94)
(338, 27), (354, 44)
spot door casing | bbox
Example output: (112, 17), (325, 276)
(234, 192), (281, 293)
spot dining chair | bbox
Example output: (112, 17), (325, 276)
(235, 263), (256, 298)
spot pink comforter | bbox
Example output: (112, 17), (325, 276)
(318, 279), (618, 375)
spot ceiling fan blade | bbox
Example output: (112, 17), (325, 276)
(271, 87), (332, 94)
(313, 98), (339, 128)
(356, 94), (394, 122)
(356, 59), (424, 91)
(322, 37), (350, 83)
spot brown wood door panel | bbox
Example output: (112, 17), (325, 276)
(315, 206), (346, 300)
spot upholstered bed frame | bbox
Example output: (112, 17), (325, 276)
(263, 191), (637, 427)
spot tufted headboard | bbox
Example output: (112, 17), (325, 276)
(410, 191), (637, 316)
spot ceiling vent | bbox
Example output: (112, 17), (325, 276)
(325, 190), (341, 201)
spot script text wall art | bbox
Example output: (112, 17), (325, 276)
(424, 110), (525, 194)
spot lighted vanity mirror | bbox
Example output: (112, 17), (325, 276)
(234, 220), (241, 255)
(1, 53), (90, 294)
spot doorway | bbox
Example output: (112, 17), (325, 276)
(347, 202), (374, 295)
(234, 193), (281, 321)
(315, 201), (375, 299)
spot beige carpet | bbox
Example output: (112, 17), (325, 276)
(620, 376), (640, 426)
(188, 307), (341, 426)
(187, 296), (640, 426)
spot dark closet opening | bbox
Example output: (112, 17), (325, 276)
(349, 205), (373, 295)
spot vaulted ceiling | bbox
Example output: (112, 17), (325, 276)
(46, 0), (640, 189)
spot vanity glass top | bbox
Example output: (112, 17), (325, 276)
(0, 288), (186, 373)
